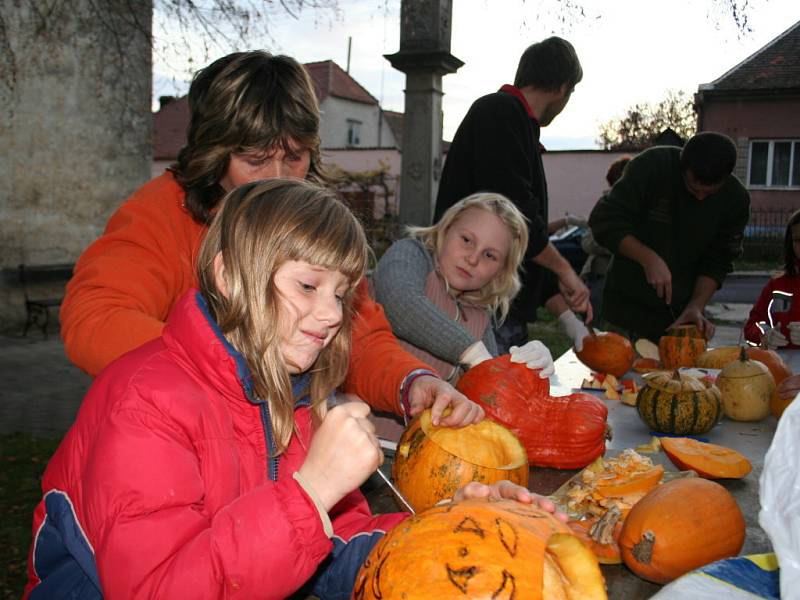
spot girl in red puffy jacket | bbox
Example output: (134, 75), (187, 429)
(25, 179), (558, 600)
(745, 209), (800, 349)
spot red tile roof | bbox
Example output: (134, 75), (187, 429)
(152, 96), (189, 160)
(153, 60), (381, 159)
(304, 60), (378, 105)
(701, 20), (800, 92)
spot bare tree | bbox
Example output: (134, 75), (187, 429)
(597, 90), (697, 151)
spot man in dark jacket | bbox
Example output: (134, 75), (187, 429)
(435, 37), (591, 354)
(589, 132), (750, 342)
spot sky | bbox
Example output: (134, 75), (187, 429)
(153, 0), (800, 149)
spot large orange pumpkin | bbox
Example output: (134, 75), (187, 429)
(619, 478), (745, 584)
(457, 356), (609, 469)
(392, 409), (529, 512)
(576, 331), (635, 377)
(658, 324), (707, 369)
(776, 374), (800, 418)
(352, 498), (608, 600)
(660, 437), (751, 479)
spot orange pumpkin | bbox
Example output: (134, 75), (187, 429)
(776, 374), (800, 418)
(457, 356), (609, 469)
(595, 464), (664, 497)
(696, 346), (792, 418)
(353, 498), (608, 600)
(658, 324), (707, 369)
(392, 410), (528, 512)
(576, 331), (635, 377)
(660, 437), (751, 479)
(619, 478), (745, 584)
(568, 507), (624, 565)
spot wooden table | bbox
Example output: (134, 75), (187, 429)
(364, 348), (796, 599)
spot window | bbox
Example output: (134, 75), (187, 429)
(347, 119), (362, 147)
(748, 140), (800, 188)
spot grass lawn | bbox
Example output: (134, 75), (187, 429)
(0, 433), (62, 599)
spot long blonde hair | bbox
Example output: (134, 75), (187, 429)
(197, 179), (368, 454)
(408, 192), (528, 321)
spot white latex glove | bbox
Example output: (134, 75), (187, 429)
(558, 310), (590, 352)
(788, 322), (800, 345)
(566, 214), (588, 228)
(762, 324), (789, 349)
(460, 340), (493, 369)
(510, 340), (554, 378)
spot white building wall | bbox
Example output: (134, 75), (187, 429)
(319, 97), (398, 149)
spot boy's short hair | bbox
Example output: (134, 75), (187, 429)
(514, 37), (583, 92)
(680, 132), (738, 184)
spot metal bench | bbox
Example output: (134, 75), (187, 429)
(19, 263), (74, 338)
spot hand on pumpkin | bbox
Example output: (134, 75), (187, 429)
(558, 310), (591, 352)
(408, 375), (484, 428)
(452, 481), (568, 522)
(510, 340), (554, 378)
(672, 306), (715, 340)
(642, 253), (672, 305)
(298, 401), (383, 511)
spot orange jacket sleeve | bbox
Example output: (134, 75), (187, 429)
(343, 281), (434, 414)
(60, 174), (205, 376)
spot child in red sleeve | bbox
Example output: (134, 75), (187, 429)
(25, 179), (559, 600)
(744, 209), (800, 349)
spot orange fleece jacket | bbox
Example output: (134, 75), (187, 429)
(60, 172), (427, 413)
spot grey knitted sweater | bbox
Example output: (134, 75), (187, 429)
(374, 238), (498, 368)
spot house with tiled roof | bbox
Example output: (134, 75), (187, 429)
(152, 60), (403, 219)
(696, 20), (800, 210)
(305, 60), (399, 150)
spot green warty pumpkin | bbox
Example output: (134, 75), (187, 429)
(636, 370), (722, 435)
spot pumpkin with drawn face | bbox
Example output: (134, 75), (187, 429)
(352, 498), (607, 600)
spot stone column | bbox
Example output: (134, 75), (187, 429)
(385, 0), (463, 226)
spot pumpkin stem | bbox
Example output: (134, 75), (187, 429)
(604, 425), (613, 441)
(631, 530), (656, 565)
(738, 345), (748, 362)
(671, 370), (681, 381)
(589, 506), (621, 545)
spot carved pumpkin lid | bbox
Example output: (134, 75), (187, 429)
(642, 370), (706, 393)
(419, 410), (528, 470)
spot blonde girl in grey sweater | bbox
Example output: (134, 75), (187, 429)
(375, 192), (554, 384)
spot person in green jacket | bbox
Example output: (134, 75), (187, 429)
(588, 132), (750, 342)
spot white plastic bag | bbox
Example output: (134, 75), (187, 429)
(759, 393), (800, 599)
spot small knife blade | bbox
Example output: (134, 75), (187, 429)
(375, 467), (416, 514)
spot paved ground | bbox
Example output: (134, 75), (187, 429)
(0, 301), (756, 438)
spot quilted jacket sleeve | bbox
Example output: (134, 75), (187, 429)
(82, 405), (334, 599)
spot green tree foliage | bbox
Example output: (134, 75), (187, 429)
(597, 90), (697, 151)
